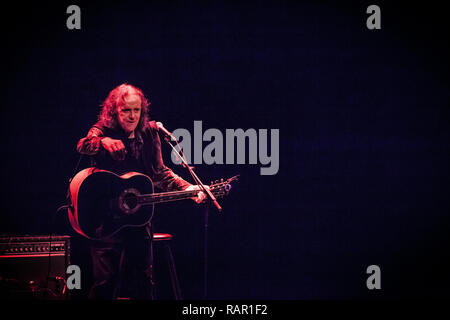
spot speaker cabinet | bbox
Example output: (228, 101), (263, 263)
(0, 235), (71, 299)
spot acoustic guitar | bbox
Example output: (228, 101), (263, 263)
(68, 167), (238, 240)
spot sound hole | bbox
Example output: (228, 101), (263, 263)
(123, 193), (138, 210)
(119, 188), (141, 215)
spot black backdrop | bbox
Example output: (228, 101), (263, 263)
(1, 1), (449, 299)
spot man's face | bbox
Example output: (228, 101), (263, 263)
(117, 94), (142, 134)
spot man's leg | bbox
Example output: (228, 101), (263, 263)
(125, 224), (154, 300)
(88, 242), (124, 299)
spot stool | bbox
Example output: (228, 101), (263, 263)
(153, 233), (182, 300)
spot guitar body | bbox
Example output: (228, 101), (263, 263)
(68, 168), (155, 240)
(68, 168), (238, 240)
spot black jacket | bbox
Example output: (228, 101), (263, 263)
(77, 120), (191, 192)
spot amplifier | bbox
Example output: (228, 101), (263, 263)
(0, 235), (71, 299)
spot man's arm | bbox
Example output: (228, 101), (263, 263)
(151, 137), (207, 202)
(148, 122), (192, 191)
(77, 125), (127, 160)
(76, 126), (104, 155)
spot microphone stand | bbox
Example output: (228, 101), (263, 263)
(162, 136), (222, 211)
(161, 135), (222, 300)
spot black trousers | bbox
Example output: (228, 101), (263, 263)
(88, 225), (154, 300)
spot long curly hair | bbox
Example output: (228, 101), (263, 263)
(98, 83), (151, 133)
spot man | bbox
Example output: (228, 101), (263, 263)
(77, 83), (205, 299)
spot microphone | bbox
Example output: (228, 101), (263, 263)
(156, 122), (177, 141)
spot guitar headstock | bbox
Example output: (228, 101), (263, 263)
(210, 175), (239, 198)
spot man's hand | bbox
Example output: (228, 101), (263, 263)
(185, 185), (210, 204)
(101, 137), (127, 160)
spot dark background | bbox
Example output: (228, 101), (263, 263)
(1, 0), (449, 299)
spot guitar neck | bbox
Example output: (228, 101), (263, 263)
(138, 190), (199, 205)
(136, 177), (236, 206)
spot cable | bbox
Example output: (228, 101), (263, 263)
(43, 154), (84, 298)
